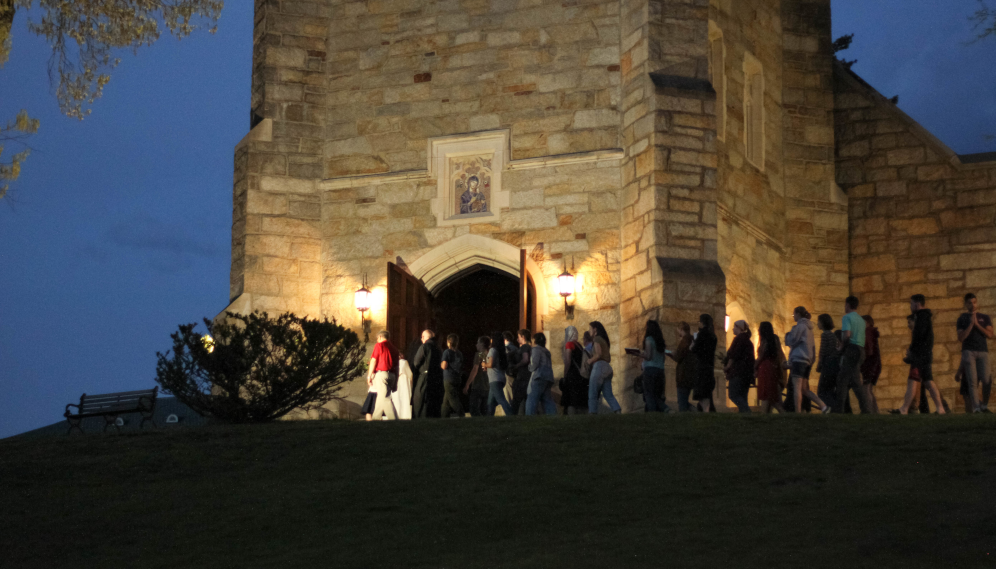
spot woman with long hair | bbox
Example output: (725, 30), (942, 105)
(639, 320), (669, 412)
(561, 326), (588, 415)
(755, 321), (787, 413)
(587, 321), (621, 414)
(690, 314), (718, 412)
(668, 322), (695, 411)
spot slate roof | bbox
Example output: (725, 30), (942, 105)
(8, 396), (211, 439)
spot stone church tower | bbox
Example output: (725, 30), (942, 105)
(225, 0), (996, 413)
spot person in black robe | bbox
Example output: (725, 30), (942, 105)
(691, 314), (719, 412)
(411, 330), (443, 418)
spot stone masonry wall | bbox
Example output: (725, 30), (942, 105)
(836, 67), (996, 411)
(230, 0), (332, 317)
(781, 0), (849, 326)
(617, 0), (723, 409)
(325, 0), (623, 176)
(711, 0), (791, 344)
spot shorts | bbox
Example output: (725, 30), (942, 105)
(360, 392), (378, 414)
(789, 361), (812, 380)
(909, 363), (933, 384)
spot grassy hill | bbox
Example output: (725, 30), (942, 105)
(3, 414), (995, 569)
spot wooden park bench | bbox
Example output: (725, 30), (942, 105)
(64, 387), (159, 434)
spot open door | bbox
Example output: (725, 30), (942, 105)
(387, 262), (434, 358)
(518, 250), (538, 333)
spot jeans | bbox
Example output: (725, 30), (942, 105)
(440, 381), (463, 418)
(487, 382), (513, 416)
(961, 350), (991, 411)
(588, 361), (621, 414)
(525, 378), (557, 415)
(838, 344), (872, 413)
(642, 367), (669, 412)
(728, 375), (751, 413)
(676, 388), (692, 412)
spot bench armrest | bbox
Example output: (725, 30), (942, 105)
(64, 403), (80, 417)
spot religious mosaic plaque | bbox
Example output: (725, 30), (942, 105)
(429, 131), (510, 228)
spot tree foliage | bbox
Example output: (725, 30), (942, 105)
(0, 110), (39, 199)
(155, 311), (368, 423)
(0, 0), (222, 197)
(973, 0), (995, 40)
(833, 33), (856, 70)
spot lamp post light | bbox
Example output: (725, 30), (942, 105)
(354, 274), (372, 342)
(557, 259), (577, 320)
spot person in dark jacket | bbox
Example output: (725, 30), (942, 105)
(691, 314), (719, 412)
(669, 322), (695, 411)
(723, 320), (754, 413)
(411, 329), (443, 418)
(892, 294), (947, 414)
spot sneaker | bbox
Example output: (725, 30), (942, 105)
(973, 408), (983, 414)
(821, 406), (831, 414)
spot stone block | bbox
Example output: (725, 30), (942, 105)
(247, 192), (289, 215)
(886, 147), (926, 166)
(852, 254), (896, 275)
(500, 208), (559, 231)
(889, 218), (939, 236)
(261, 216), (322, 239)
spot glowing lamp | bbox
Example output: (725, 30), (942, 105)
(201, 334), (215, 354)
(725, 315), (731, 332)
(354, 286), (371, 313)
(355, 275), (372, 342)
(558, 259), (577, 320)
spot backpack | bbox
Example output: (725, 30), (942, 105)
(505, 344), (519, 379)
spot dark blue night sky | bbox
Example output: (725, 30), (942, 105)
(1, 1), (993, 437)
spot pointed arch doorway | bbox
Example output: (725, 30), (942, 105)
(390, 235), (549, 360)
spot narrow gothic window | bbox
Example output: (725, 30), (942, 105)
(743, 53), (764, 170)
(708, 23), (726, 141)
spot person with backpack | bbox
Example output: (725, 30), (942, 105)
(526, 332), (558, 415)
(785, 306), (830, 414)
(724, 320), (754, 413)
(502, 331), (525, 415)
(638, 320), (669, 412)
(507, 329), (532, 415)
(587, 321), (621, 414)
(367, 330), (400, 420)
(893, 294), (947, 414)
(561, 326), (588, 415)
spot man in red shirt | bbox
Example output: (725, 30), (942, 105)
(368, 330), (400, 420)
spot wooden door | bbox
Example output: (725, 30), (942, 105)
(518, 250), (538, 333)
(387, 262), (434, 357)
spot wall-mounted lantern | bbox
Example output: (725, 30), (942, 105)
(354, 274), (372, 342)
(557, 259), (577, 320)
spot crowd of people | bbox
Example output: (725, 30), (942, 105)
(359, 292), (993, 420)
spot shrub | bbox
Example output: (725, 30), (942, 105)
(155, 311), (366, 423)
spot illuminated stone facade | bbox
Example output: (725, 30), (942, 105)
(226, 0), (996, 414)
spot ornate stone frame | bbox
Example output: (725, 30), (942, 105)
(428, 130), (510, 228)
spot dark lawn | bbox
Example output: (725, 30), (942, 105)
(2, 414), (995, 569)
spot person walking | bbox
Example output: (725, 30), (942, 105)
(755, 322), (787, 414)
(526, 332), (558, 415)
(785, 307), (830, 413)
(440, 334), (464, 418)
(724, 320), (754, 413)
(861, 315), (882, 414)
(463, 343), (489, 416)
(508, 329), (533, 415)
(561, 326), (588, 415)
(893, 295), (946, 414)
(587, 321), (621, 414)
(637, 320), (670, 413)
(691, 314), (719, 412)
(367, 330), (399, 420)
(668, 322), (695, 412)
(838, 296), (873, 413)
(482, 334), (513, 416)
(411, 330), (443, 418)
(957, 292), (994, 413)
(502, 331), (524, 414)
(815, 314), (841, 411)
